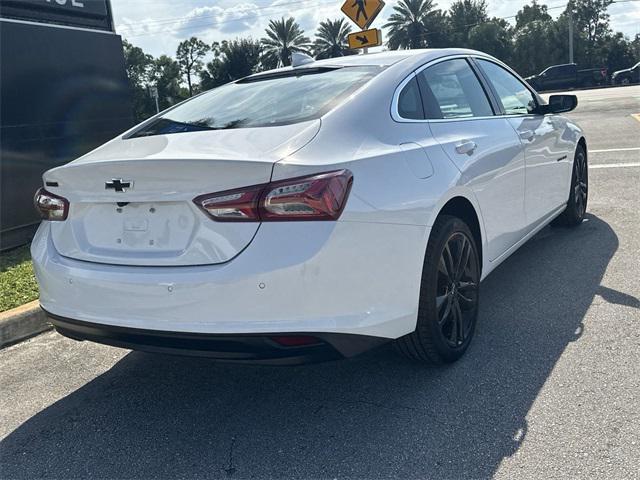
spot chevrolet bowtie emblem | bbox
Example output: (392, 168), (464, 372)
(105, 179), (133, 192)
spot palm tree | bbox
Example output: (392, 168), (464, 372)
(313, 18), (355, 59)
(384, 0), (437, 50)
(261, 17), (311, 68)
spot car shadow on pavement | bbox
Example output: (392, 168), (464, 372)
(1, 214), (622, 479)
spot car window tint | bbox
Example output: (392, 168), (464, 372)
(417, 59), (493, 119)
(131, 66), (382, 136)
(477, 59), (536, 115)
(397, 77), (424, 120)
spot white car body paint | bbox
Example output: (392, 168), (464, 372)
(32, 49), (585, 344)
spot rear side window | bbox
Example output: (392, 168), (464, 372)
(477, 59), (537, 115)
(397, 77), (424, 120)
(416, 59), (493, 119)
(131, 66), (382, 137)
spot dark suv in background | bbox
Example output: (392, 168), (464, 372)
(525, 63), (607, 91)
(611, 62), (640, 85)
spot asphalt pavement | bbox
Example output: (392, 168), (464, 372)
(1, 86), (639, 480)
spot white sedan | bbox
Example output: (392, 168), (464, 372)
(31, 49), (587, 364)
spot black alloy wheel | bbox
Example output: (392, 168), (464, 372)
(573, 148), (588, 219)
(436, 232), (479, 347)
(553, 144), (588, 227)
(395, 215), (481, 364)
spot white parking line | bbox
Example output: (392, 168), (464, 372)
(590, 147), (640, 153)
(590, 162), (640, 169)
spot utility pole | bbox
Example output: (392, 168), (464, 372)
(568, 8), (574, 64)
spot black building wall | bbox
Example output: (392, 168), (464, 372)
(0, 4), (133, 249)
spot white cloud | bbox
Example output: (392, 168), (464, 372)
(177, 4), (261, 34)
(113, 0), (640, 58)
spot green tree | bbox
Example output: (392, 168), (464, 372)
(122, 39), (153, 86)
(422, 9), (452, 48)
(515, 0), (551, 30)
(512, 19), (560, 76)
(201, 38), (262, 90)
(547, 11), (589, 67)
(176, 37), (211, 96)
(261, 17), (310, 68)
(601, 32), (636, 74)
(631, 34), (640, 60)
(468, 18), (512, 62)
(121, 39), (156, 121)
(384, 0), (437, 50)
(448, 0), (488, 46)
(149, 55), (185, 110)
(313, 18), (354, 59)
(566, 0), (613, 65)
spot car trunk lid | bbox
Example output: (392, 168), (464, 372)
(44, 121), (319, 266)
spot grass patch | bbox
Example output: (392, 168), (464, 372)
(0, 245), (39, 312)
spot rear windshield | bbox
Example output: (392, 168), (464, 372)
(131, 66), (382, 137)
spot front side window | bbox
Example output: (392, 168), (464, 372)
(477, 59), (537, 115)
(416, 59), (494, 119)
(131, 66), (382, 137)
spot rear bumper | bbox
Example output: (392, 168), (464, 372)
(32, 220), (427, 339)
(46, 310), (388, 364)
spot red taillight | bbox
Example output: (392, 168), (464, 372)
(261, 170), (353, 221)
(193, 170), (353, 222)
(193, 185), (263, 222)
(34, 188), (69, 221)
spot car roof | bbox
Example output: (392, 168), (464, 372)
(244, 48), (489, 80)
(312, 50), (430, 67)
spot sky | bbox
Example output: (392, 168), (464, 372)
(112, 0), (640, 58)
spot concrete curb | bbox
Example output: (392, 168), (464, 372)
(0, 300), (52, 349)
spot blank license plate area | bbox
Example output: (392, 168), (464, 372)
(81, 202), (196, 252)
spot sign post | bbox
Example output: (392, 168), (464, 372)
(340, 0), (385, 53)
(149, 86), (160, 113)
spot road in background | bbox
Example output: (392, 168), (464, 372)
(542, 85), (640, 166)
(1, 87), (639, 480)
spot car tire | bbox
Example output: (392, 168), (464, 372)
(395, 215), (480, 364)
(552, 144), (588, 227)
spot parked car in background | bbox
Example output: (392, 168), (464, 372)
(525, 63), (607, 91)
(611, 62), (640, 85)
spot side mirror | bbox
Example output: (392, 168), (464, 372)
(540, 94), (578, 114)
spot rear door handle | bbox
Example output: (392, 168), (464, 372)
(519, 130), (535, 141)
(455, 140), (477, 155)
